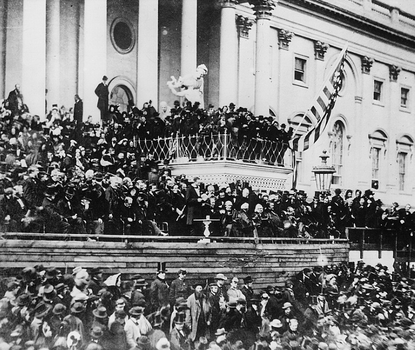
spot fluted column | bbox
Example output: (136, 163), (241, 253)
(137, 0), (159, 108)
(22, 0), (46, 119)
(46, 0), (60, 110)
(83, 0), (107, 123)
(251, 0), (276, 116)
(219, 1), (238, 107)
(181, 0), (197, 77)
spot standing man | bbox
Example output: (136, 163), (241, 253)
(169, 268), (192, 306)
(150, 262), (170, 312)
(7, 84), (26, 116)
(185, 177), (204, 235)
(74, 94), (83, 124)
(95, 75), (109, 123)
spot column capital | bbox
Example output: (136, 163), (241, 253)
(361, 56), (374, 74)
(218, 0), (239, 9)
(314, 40), (329, 60)
(236, 14), (253, 39)
(278, 28), (294, 50)
(389, 65), (401, 82)
(249, 0), (276, 19)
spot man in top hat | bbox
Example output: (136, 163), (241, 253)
(150, 262), (170, 312)
(241, 276), (254, 303)
(170, 312), (190, 350)
(88, 268), (104, 295)
(95, 75), (110, 123)
(169, 268), (192, 306)
(30, 303), (52, 340)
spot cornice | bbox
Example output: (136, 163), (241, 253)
(278, 0), (415, 50)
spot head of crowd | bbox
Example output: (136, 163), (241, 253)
(1, 260), (415, 350)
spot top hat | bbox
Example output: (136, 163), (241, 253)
(175, 312), (186, 325)
(90, 267), (103, 275)
(243, 276), (253, 284)
(157, 262), (167, 273)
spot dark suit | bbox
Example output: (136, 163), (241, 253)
(185, 184), (202, 231)
(74, 98), (83, 124)
(95, 82), (109, 122)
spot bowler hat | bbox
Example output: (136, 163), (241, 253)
(130, 306), (144, 317)
(70, 302), (85, 314)
(90, 267), (103, 275)
(215, 273), (227, 281)
(52, 303), (67, 316)
(228, 301), (237, 309)
(102, 76), (108, 81)
(34, 303), (52, 318)
(283, 302), (293, 309)
(92, 306), (108, 319)
(270, 319), (283, 328)
(137, 336), (150, 347)
(90, 326), (104, 339)
(215, 328), (227, 336)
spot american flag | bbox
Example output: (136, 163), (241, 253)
(292, 45), (348, 152)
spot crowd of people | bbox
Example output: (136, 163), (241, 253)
(1, 260), (415, 350)
(0, 92), (414, 241)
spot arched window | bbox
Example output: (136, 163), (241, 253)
(331, 120), (344, 185)
(109, 85), (134, 113)
(396, 135), (413, 192)
(368, 129), (388, 190)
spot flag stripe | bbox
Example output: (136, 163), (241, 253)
(291, 45), (348, 153)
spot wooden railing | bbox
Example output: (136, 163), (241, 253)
(0, 231), (348, 245)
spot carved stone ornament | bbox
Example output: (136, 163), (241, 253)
(314, 41), (329, 60)
(278, 29), (294, 50)
(389, 65), (401, 82)
(249, 0), (276, 19)
(236, 15), (253, 39)
(361, 56), (374, 74)
(218, 0), (239, 8)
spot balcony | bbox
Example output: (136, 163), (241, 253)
(136, 132), (294, 191)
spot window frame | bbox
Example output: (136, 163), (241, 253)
(293, 55), (309, 88)
(373, 79), (383, 103)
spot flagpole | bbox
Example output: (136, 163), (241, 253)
(290, 44), (349, 141)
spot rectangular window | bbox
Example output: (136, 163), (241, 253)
(294, 57), (306, 83)
(398, 152), (406, 191)
(374, 80), (383, 101)
(372, 147), (380, 179)
(401, 87), (409, 107)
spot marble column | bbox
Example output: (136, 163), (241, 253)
(0, 0), (6, 99)
(22, 0), (46, 119)
(250, 0), (276, 117)
(181, 0), (197, 77)
(83, 0), (107, 123)
(46, 0), (60, 110)
(137, 0), (159, 108)
(218, 1), (238, 107)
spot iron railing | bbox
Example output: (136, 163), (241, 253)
(134, 132), (293, 167)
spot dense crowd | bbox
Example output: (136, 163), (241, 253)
(0, 93), (414, 240)
(1, 260), (415, 350)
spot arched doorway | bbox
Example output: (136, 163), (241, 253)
(109, 84), (134, 113)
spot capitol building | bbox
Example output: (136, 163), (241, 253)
(0, 0), (414, 204)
